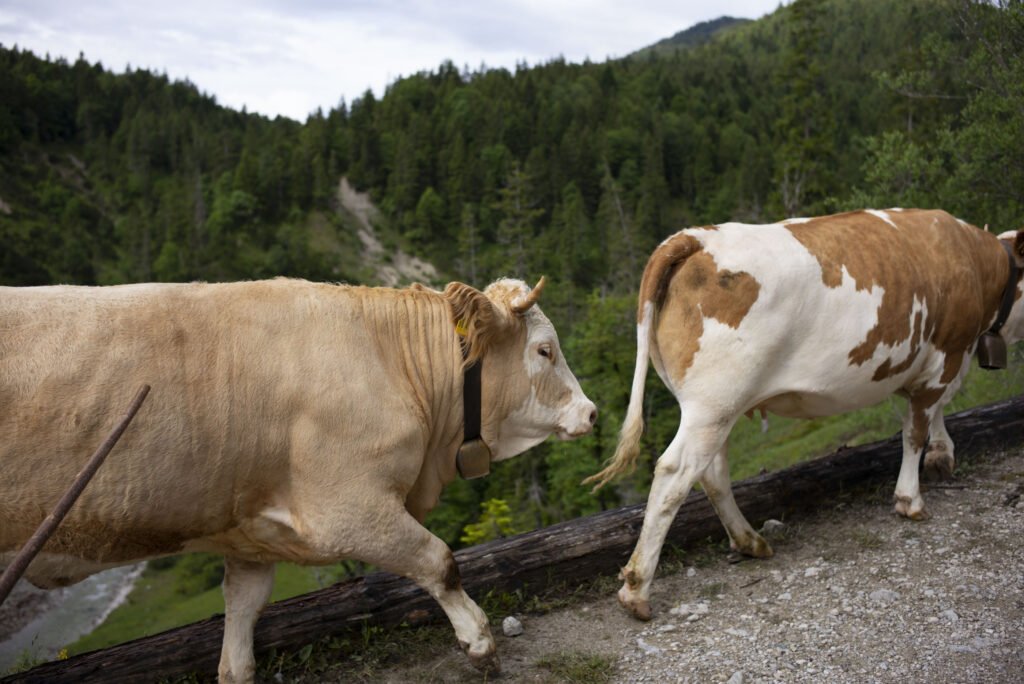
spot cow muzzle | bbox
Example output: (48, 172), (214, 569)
(558, 401), (598, 440)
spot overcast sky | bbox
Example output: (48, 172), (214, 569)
(0, 1), (784, 121)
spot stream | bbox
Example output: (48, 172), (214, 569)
(0, 563), (144, 671)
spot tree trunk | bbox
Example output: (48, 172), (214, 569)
(9, 394), (1024, 683)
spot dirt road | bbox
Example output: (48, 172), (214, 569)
(372, 448), (1024, 683)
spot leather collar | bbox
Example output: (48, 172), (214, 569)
(455, 319), (491, 479)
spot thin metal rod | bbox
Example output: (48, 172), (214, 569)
(0, 384), (151, 606)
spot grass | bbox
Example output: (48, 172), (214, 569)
(853, 529), (885, 549)
(255, 620), (459, 682)
(698, 581), (729, 600)
(535, 650), (617, 683)
(480, 574), (623, 623)
(69, 560), (352, 656)
(3, 650), (45, 676)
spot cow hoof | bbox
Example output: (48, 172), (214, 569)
(468, 651), (501, 675)
(217, 668), (253, 684)
(617, 587), (651, 621)
(922, 450), (954, 482)
(732, 533), (774, 559)
(460, 640), (500, 675)
(893, 496), (931, 521)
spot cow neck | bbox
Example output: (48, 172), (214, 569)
(977, 240), (1021, 370)
(455, 317), (491, 479)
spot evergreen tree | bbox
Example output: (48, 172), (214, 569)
(493, 161), (545, 278)
(773, 0), (836, 215)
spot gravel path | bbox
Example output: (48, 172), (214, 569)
(613, 452), (1024, 683)
(377, 448), (1024, 682)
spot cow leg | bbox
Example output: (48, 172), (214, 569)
(343, 508), (499, 674)
(218, 556), (275, 684)
(699, 443), (772, 559)
(893, 399), (941, 521)
(618, 421), (726, 621)
(921, 412), (954, 482)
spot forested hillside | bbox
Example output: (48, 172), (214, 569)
(2, 0), (1023, 560)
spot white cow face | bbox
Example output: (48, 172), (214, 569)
(1003, 277), (1024, 346)
(997, 231), (1024, 346)
(481, 279), (597, 462)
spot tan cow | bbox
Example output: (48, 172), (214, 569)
(586, 209), (1024, 621)
(0, 276), (596, 681)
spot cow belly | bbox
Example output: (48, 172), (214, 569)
(755, 387), (897, 420)
(3, 552), (136, 589)
(184, 506), (320, 564)
(743, 357), (938, 420)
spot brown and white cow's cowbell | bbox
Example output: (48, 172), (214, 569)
(978, 240), (1022, 370)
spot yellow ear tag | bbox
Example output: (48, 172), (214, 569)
(455, 318), (469, 337)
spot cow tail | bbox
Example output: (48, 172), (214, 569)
(584, 232), (701, 492)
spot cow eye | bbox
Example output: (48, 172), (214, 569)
(538, 344), (554, 361)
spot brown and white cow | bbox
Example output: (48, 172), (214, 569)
(0, 276), (596, 681)
(585, 209), (1024, 621)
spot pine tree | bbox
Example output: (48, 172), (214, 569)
(493, 161), (545, 277)
(773, 0), (836, 215)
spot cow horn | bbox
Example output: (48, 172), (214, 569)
(512, 276), (546, 313)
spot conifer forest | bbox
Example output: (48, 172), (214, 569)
(2, 0), (1023, 615)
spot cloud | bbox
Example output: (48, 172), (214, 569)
(0, 0), (783, 120)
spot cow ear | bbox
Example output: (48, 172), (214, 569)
(443, 281), (497, 366)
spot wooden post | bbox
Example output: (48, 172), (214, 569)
(0, 385), (150, 607)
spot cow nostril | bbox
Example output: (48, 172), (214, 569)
(589, 409), (597, 425)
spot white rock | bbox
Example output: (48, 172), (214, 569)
(725, 628), (751, 638)
(948, 644), (978, 654)
(687, 567), (697, 577)
(805, 566), (822, 578)
(762, 519), (787, 534)
(636, 637), (662, 655)
(502, 616), (524, 637)
(941, 609), (959, 622)
(869, 589), (900, 603)
(672, 601), (710, 617)
(727, 670), (745, 684)
(778, 592), (792, 601)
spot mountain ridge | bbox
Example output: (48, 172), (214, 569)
(630, 15), (752, 59)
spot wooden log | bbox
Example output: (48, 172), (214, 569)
(8, 394), (1024, 683)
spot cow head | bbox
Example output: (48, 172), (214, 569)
(444, 277), (597, 462)
(997, 229), (1024, 346)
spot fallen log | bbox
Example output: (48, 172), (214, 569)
(8, 393), (1024, 683)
